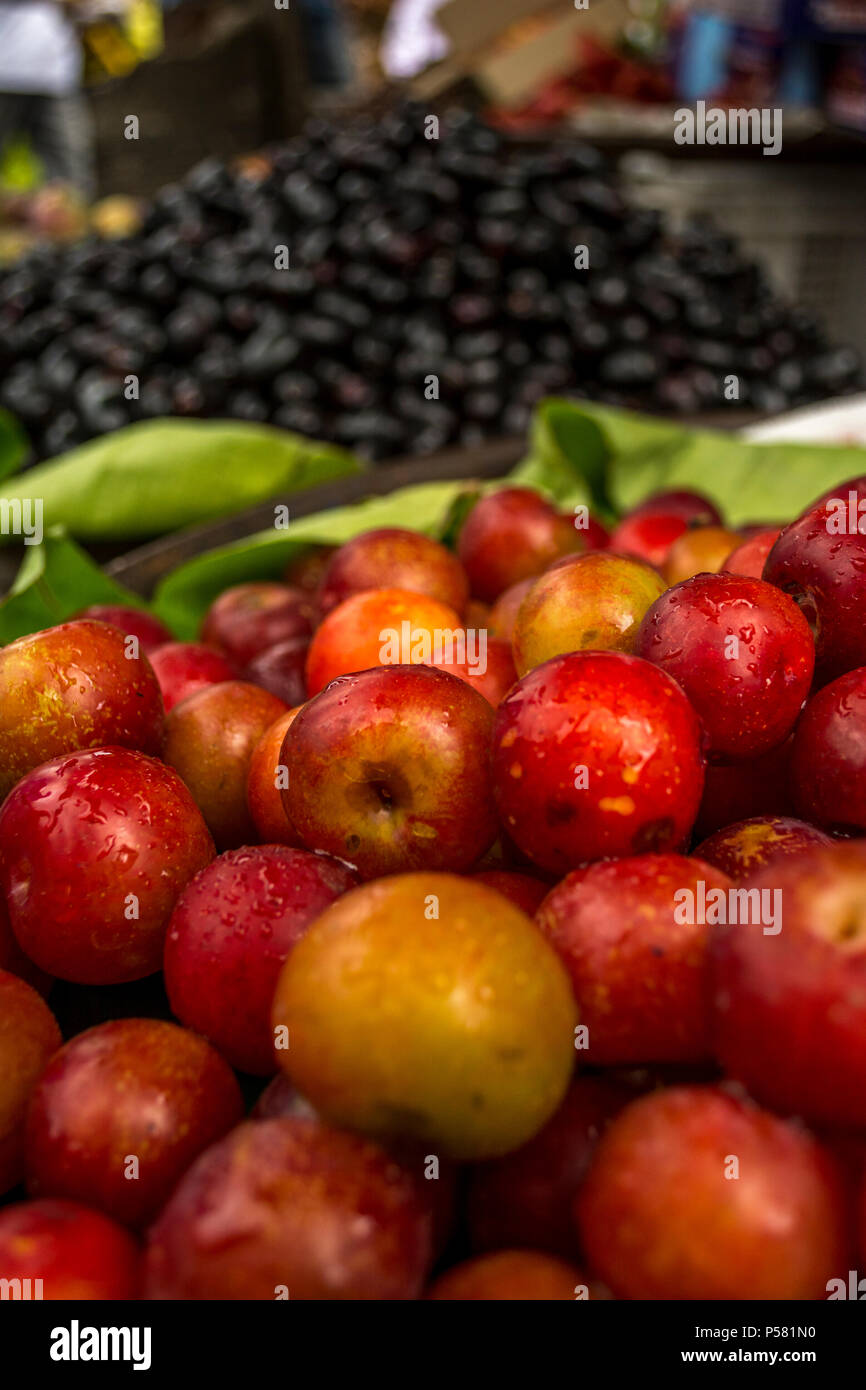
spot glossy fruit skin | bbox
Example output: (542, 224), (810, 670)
(318, 527), (469, 616)
(512, 551), (665, 675)
(305, 587), (464, 696)
(610, 511), (689, 569)
(0, 747), (215, 984)
(165, 845), (358, 1075)
(635, 573), (814, 760)
(75, 604), (173, 653)
(248, 1076), (457, 1258)
(427, 1250), (587, 1301)
(201, 582), (314, 668)
(722, 528), (780, 579)
(489, 578), (534, 642)
(536, 854), (732, 1065)
(0, 1199), (140, 1299)
(283, 665), (498, 879)
(470, 870), (549, 915)
(576, 1085), (847, 1301)
(431, 634), (517, 706)
(467, 1077), (628, 1260)
(663, 525), (742, 585)
(241, 637), (308, 707)
(710, 842), (866, 1128)
(790, 668), (866, 832)
(0, 619), (164, 800)
(163, 680), (288, 850)
(763, 501), (866, 685)
(692, 738), (794, 839)
(609, 489), (722, 569)
(812, 474), (866, 511)
(25, 1019), (243, 1228)
(144, 1116), (433, 1300)
(246, 708), (302, 845)
(148, 640), (237, 712)
(0, 970), (61, 1195)
(457, 487), (583, 602)
(492, 652), (705, 875)
(637, 489), (723, 525)
(694, 815), (832, 880)
(0, 895), (51, 995)
(271, 873), (577, 1160)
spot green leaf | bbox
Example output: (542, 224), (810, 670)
(10, 399), (866, 648)
(0, 408), (30, 482)
(514, 399), (866, 526)
(152, 480), (475, 639)
(513, 398), (615, 519)
(0, 529), (153, 644)
(0, 418), (361, 545)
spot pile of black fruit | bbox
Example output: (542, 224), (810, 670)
(0, 103), (860, 463)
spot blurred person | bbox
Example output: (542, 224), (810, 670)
(0, 0), (95, 196)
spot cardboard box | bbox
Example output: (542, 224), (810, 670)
(412, 0), (627, 105)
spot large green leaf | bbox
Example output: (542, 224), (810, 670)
(0, 418), (361, 545)
(5, 399), (866, 645)
(513, 399), (866, 525)
(0, 529), (151, 644)
(152, 480), (477, 639)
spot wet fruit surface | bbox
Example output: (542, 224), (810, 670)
(763, 501), (866, 686)
(512, 551), (665, 674)
(0, 1199), (141, 1300)
(25, 1018), (243, 1226)
(144, 1116), (433, 1299)
(163, 680), (288, 849)
(457, 488), (583, 602)
(492, 651), (705, 873)
(694, 815), (832, 879)
(610, 490), (722, 569)
(304, 587), (464, 695)
(576, 1085), (847, 1300)
(165, 845), (358, 1074)
(318, 527), (469, 616)
(790, 667), (866, 832)
(710, 841), (866, 1128)
(246, 708), (303, 845)
(148, 641), (237, 712)
(722, 528), (781, 579)
(271, 873), (577, 1159)
(662, 525), (742, 585)
(201, 582), (314, 668)
(536, 854), (733, 1064)
(0, 747), (215, 983)
(635, 572), (814, 760)
(0, 970), (61, 1195)
(283, 665), (498, 878)
(2, 475), (865, 1303)
(0, 620), (165, 799)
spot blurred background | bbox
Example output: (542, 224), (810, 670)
(0, 0), (864, 466)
